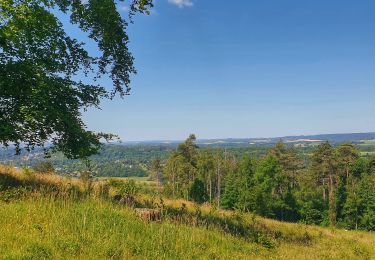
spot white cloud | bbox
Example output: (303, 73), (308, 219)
(168, 0), (193, 8)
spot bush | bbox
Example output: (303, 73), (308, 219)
(109, 179), (139, 196)
(189, 179), (207, 204)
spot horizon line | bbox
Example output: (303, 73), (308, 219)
(116, 131), (375, 143)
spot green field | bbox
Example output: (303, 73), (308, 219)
(360, 139), (375, 145)
(98, 176), (155, 184)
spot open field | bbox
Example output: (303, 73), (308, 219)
(359, 139), (375, 145)
(360, 151), (375, 156)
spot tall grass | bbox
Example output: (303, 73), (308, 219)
(0, 198), (268, 259)
(0, 165), (374, 259)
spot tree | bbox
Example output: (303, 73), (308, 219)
(343, 178), (361, 229)
(189, 178), (207, 204)
(197, 149), (215, 202)
(367, 155), (375, 174)
(268, 140), (302, 189)
(221, 156), (252, 210)
(311, 142), (338, 226)
(151, 157), (163, 187)
(164, 135), (199, 199)
(337, 143), (359, 182)
(0, 0), (153, 159)
(254, 155), (299, 220)
(212, 149), (236, 207)
(221, 170), (240, 209)
(296, 184), (325, 225)
(164, 153), (184, 197)
(165, 134), (199, 198)
(176, 134), (199, 168)
(357, 174), (375, 230)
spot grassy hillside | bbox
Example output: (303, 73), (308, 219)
(0, 166), (374, 259)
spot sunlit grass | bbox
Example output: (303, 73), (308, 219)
(1, 165), (375, 259)
(0, 198), (268, 259)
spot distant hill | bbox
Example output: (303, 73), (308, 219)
(123, 132), (375, 148)
(2, 132), (375, 165)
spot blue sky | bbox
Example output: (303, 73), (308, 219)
(81, 0), (375, 141)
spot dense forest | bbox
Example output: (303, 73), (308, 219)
(160, 135), (375, 230)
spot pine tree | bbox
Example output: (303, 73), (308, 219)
(311, 142), (338, 226)
(189, 178), (208, 204)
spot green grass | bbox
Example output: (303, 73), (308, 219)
(98, 176), (156, 185)
(1, 197), (375, 260)
(0, 198), (268, 259)
(360, 151), (375, 156)
(1, 166), (375, 259)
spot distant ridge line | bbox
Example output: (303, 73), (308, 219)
(121, 132), (375, 145)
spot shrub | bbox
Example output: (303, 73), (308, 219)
(109, 179), (139, 196)
(189, 179), (207, 204)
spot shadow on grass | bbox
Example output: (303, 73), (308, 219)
(130, 198), (313, 248)
(162, 205), (276, 248)
(0, 172), (85, 202)
(1, 171), (313, 249)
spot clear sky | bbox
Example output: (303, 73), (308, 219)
(81, 0), (375, 141)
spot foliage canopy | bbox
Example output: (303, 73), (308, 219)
(0, 0), (152, 158)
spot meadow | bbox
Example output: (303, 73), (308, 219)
(0, 166), (374, 259)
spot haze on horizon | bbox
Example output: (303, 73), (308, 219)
(82, 0), (375, 141)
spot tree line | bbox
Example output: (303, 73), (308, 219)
(156, 134), (375, 230)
